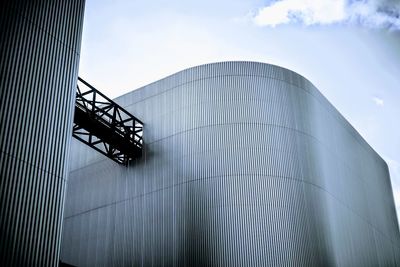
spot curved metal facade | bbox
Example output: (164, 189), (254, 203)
(0, 1), (85, 266)
(62, 61), (400, 266)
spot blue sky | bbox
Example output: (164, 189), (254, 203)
(79, 0), (400, 223)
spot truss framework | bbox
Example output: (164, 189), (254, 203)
(73, 77), (143, 165)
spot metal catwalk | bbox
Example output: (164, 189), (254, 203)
(73, 78), (143, 165)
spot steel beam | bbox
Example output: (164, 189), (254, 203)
(73, 77), (143, 165)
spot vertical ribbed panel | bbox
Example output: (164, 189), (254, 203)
(0, 1), (85, 266)
(62, 62), (400, 266)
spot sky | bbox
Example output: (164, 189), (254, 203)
(79, 0), (400, 224)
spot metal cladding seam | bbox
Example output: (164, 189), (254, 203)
(62, 61), (400, 266)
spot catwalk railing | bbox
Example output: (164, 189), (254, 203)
(73, 77), (143, 165)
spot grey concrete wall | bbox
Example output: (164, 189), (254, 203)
(0, 1), (85, 266)
(61, 61), (400, 266)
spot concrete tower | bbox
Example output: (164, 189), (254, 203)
(0, 1), (85, 265)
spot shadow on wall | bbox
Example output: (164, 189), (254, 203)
(126, 142), (215, 266)
(184, 183), (215, 267)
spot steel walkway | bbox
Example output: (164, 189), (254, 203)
(73, 77), (143, 165)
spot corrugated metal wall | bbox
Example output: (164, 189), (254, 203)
(62, 62), (400, 266)
(0, 0), (85, 266)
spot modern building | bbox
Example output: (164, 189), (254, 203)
(61, 61), (400, 266)
(0, 1), (85, 266)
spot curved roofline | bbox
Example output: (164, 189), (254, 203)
(119, 61), (314, 96)
(115, 60), (386, 166)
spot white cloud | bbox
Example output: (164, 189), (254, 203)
(253, 0), (346, 27)
(253, 0), (400, 29)
(372, 96), (384, 106)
